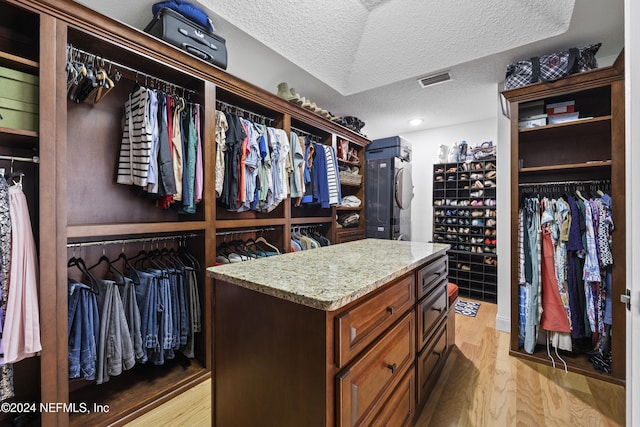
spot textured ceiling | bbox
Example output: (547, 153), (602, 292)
(74, 0), (624, 139)
(197, 0), (575, 95)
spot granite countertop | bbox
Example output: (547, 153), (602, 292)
(207, 239), (449, 311)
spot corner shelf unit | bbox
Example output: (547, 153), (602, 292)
(502, 54), (625, 385)
(432, 159), (497, 302)
(334, 137), (366, 243)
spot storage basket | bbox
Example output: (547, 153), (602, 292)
(339, 171), (362, 186)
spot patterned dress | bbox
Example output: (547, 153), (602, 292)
(0, 176), (13, 401)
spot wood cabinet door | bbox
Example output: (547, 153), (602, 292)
(335, 274), (415, 368)
(370, 367), (416, 427)
(417, 255), (448, 300)
(337, 311), (415, 427)
(417, 278), (448, 351)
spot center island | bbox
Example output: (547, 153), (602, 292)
(207, 239), (453, 427)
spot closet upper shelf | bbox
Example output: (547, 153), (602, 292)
(0, 51), (38, 71)
(519, 160), (612, 173)
(0, 126), (38, 140)
(518, 115), (611, 134)
(67, 221), (206, 239)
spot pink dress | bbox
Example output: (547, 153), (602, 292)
(2, 185), (41, 364)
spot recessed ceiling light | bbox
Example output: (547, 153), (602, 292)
(409, 118), (423, 126)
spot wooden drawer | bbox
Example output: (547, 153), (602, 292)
(337, 312), (415, 427)
(417, 319), (448, 406)
(335, 274), (415, 368)
(335, 228), (366, 244)
(417, 277), (448, 351)
(417, 255), (448, 300)
(370, 366), (416, 427)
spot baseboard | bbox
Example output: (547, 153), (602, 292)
(495, 314), (510, 332)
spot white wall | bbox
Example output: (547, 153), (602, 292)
(401, 118), (497, 242)
(400, 115), (515, 332)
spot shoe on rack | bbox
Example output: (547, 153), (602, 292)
(470, 190), (484, 198)
(472, 219), (484, 226)
(289, 88), (303, 103)
(487, 219), (497, 227)
(486, 170), (496, 179)
(486, 162), (496, 170)
(484, 180), (495, 187)
(471, 180), (484, 189)
(470, 173), (484, 180)
(471, 210), (483, 217)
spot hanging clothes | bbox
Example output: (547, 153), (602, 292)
(0, 175), (12, 401)
(215, 110), (228, 198)
(289, 132), (305, 202)
(116, 88), (203, 213)
(68, 280), (99, 380)
(2, 184), (41, 365)
(217, 112), (295, 213)
(117, 86), (152, 187)
(518, 189), (614, 371)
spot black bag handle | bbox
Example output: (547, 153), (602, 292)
(530, 47), (580, 83)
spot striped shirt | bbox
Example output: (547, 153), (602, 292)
(117, 86), (152, 187)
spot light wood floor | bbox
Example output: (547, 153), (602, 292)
(126, 301), (625, 427)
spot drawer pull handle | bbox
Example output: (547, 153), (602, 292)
(387, 363), (397, 374)
(434, 351), (442, 357)
(433, 307), (443, 313)
(386, 306), (395, 315)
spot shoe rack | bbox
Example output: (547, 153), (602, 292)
(432, 159), (497, 302)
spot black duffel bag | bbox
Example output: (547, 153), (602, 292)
(504, 43), (601, 90)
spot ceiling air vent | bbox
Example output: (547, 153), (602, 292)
(418, 72), (452, 88)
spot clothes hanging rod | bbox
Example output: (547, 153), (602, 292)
(215, 100), (275, 125)
(66, 233), (199, 248)
(67, 45), (198, 96)
(292, 224), (324, 230)
(290, 126), (322, 141)
(216, 227), (275, 237)
(518, 179), (610, 187)
(0, 155), (39, 163)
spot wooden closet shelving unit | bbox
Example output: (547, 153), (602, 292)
(0, 0), (370, 425)
(502, 53), (625, 385)
(432, 159), (498, 303)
